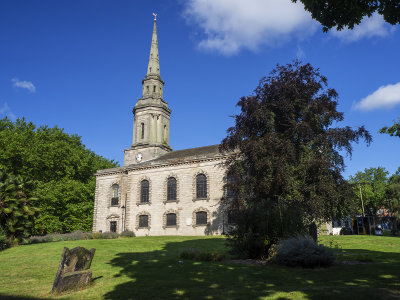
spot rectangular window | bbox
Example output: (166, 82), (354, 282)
(111, 197), (119, 206)
(110, 221), (117, 233)
(153, 85), (156, 92)
(196, 212), (207, 225)
(139, 215), (149, 228)
(166, 213), (177, 226)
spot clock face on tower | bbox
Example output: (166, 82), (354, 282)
(136, 152), (143, 162)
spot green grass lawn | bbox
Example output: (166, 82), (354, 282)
(0, 235), (399, 300)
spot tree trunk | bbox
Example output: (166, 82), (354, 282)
(308, 222), (317, 242)
(7, 233), (15, 245)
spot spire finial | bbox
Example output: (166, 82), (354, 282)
(153, 13), (157, 21)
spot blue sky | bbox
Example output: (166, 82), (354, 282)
(1, 0), (399, 178)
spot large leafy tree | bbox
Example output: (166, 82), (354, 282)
(293, 0), (400, 31)
(387, 168), (400, 218)
(0, 117), (118, 235)
(349, 167), (389, 216)
(221, 61), (371, 259)
(0, 170), (39, 243)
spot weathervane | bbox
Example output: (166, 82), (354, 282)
(153, 13), (157, 21)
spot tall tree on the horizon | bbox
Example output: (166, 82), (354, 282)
(0, 170), (39, 244)
(349, 167), (389, 216)
(221, 61), (371, 259)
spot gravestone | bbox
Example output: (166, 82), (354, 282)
(51, 246), (96, 294)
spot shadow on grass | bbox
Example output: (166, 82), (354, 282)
(102, 238), (400, 300)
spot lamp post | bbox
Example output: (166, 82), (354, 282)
(222, 213), (225, 235)
(121, 204), (126, 232)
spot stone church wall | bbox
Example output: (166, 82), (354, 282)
(93, 157), (228, 236)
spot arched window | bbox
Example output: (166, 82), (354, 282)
(111, 184), (119, 206)
(166, 213), (177, 226)
(196, 174), (207, 199)
(140, 180), (149, 203)
(196, 211), (207, 225)
(167, 177), (177, 201)
(141, 123), (145, 139)
(163, 125), (167, 143)
(139, 215), (149, 228)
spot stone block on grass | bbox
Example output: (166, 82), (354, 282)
(51, 246), (96, 294)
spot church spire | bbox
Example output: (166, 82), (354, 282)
(147, 13), (160, 76)
(141, 13), (164, 99)
(125, 13), (171, 166)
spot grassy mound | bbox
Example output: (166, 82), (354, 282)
(0, 235), (399, 299)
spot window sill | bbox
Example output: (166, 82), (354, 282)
(193, 197), (209, 202)
(108, 205), (121, 208)
(136, 202), (151, 206)
(164, 200), (178, 204)
(163, 225), (179, 229)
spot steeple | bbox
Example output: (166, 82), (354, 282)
(140, 13), (164, 100)
(124, 14), (172, 166)
(146, 14), (160, 77)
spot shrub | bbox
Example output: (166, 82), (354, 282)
(179, 248), (225, 262)
(271, 236), (335, 268)
(25, 230), (124, 244)
(120, 230), (135, 237)
(99, 231), (119, 239)
(0, 225), (9, 251)
(180, 248), (200, 260)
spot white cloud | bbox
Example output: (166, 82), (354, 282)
(12, 77), (36, 93)
(355, 82), (400, 111)
(331, 13), (390, 42)
(0, 103), (16, 121)
(182, 0), (317, 55)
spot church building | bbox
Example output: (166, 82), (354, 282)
(92, 16), (231, 236)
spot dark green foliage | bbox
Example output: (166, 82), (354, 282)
(221, 61), (371, 259)
(380, 118), (400, 138)
(179, 248), (225, 261)
(120, 230), (136, 237)
(0, 225), (9, 250)
(32, 180), (95, 234)
(271, 236), (335, 268)
(0, 117), (118, 235)
(0, 170), (39, 243)
(292, 0), (400, 32)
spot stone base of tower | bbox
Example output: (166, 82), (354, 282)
(124, 144), (172, 166)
